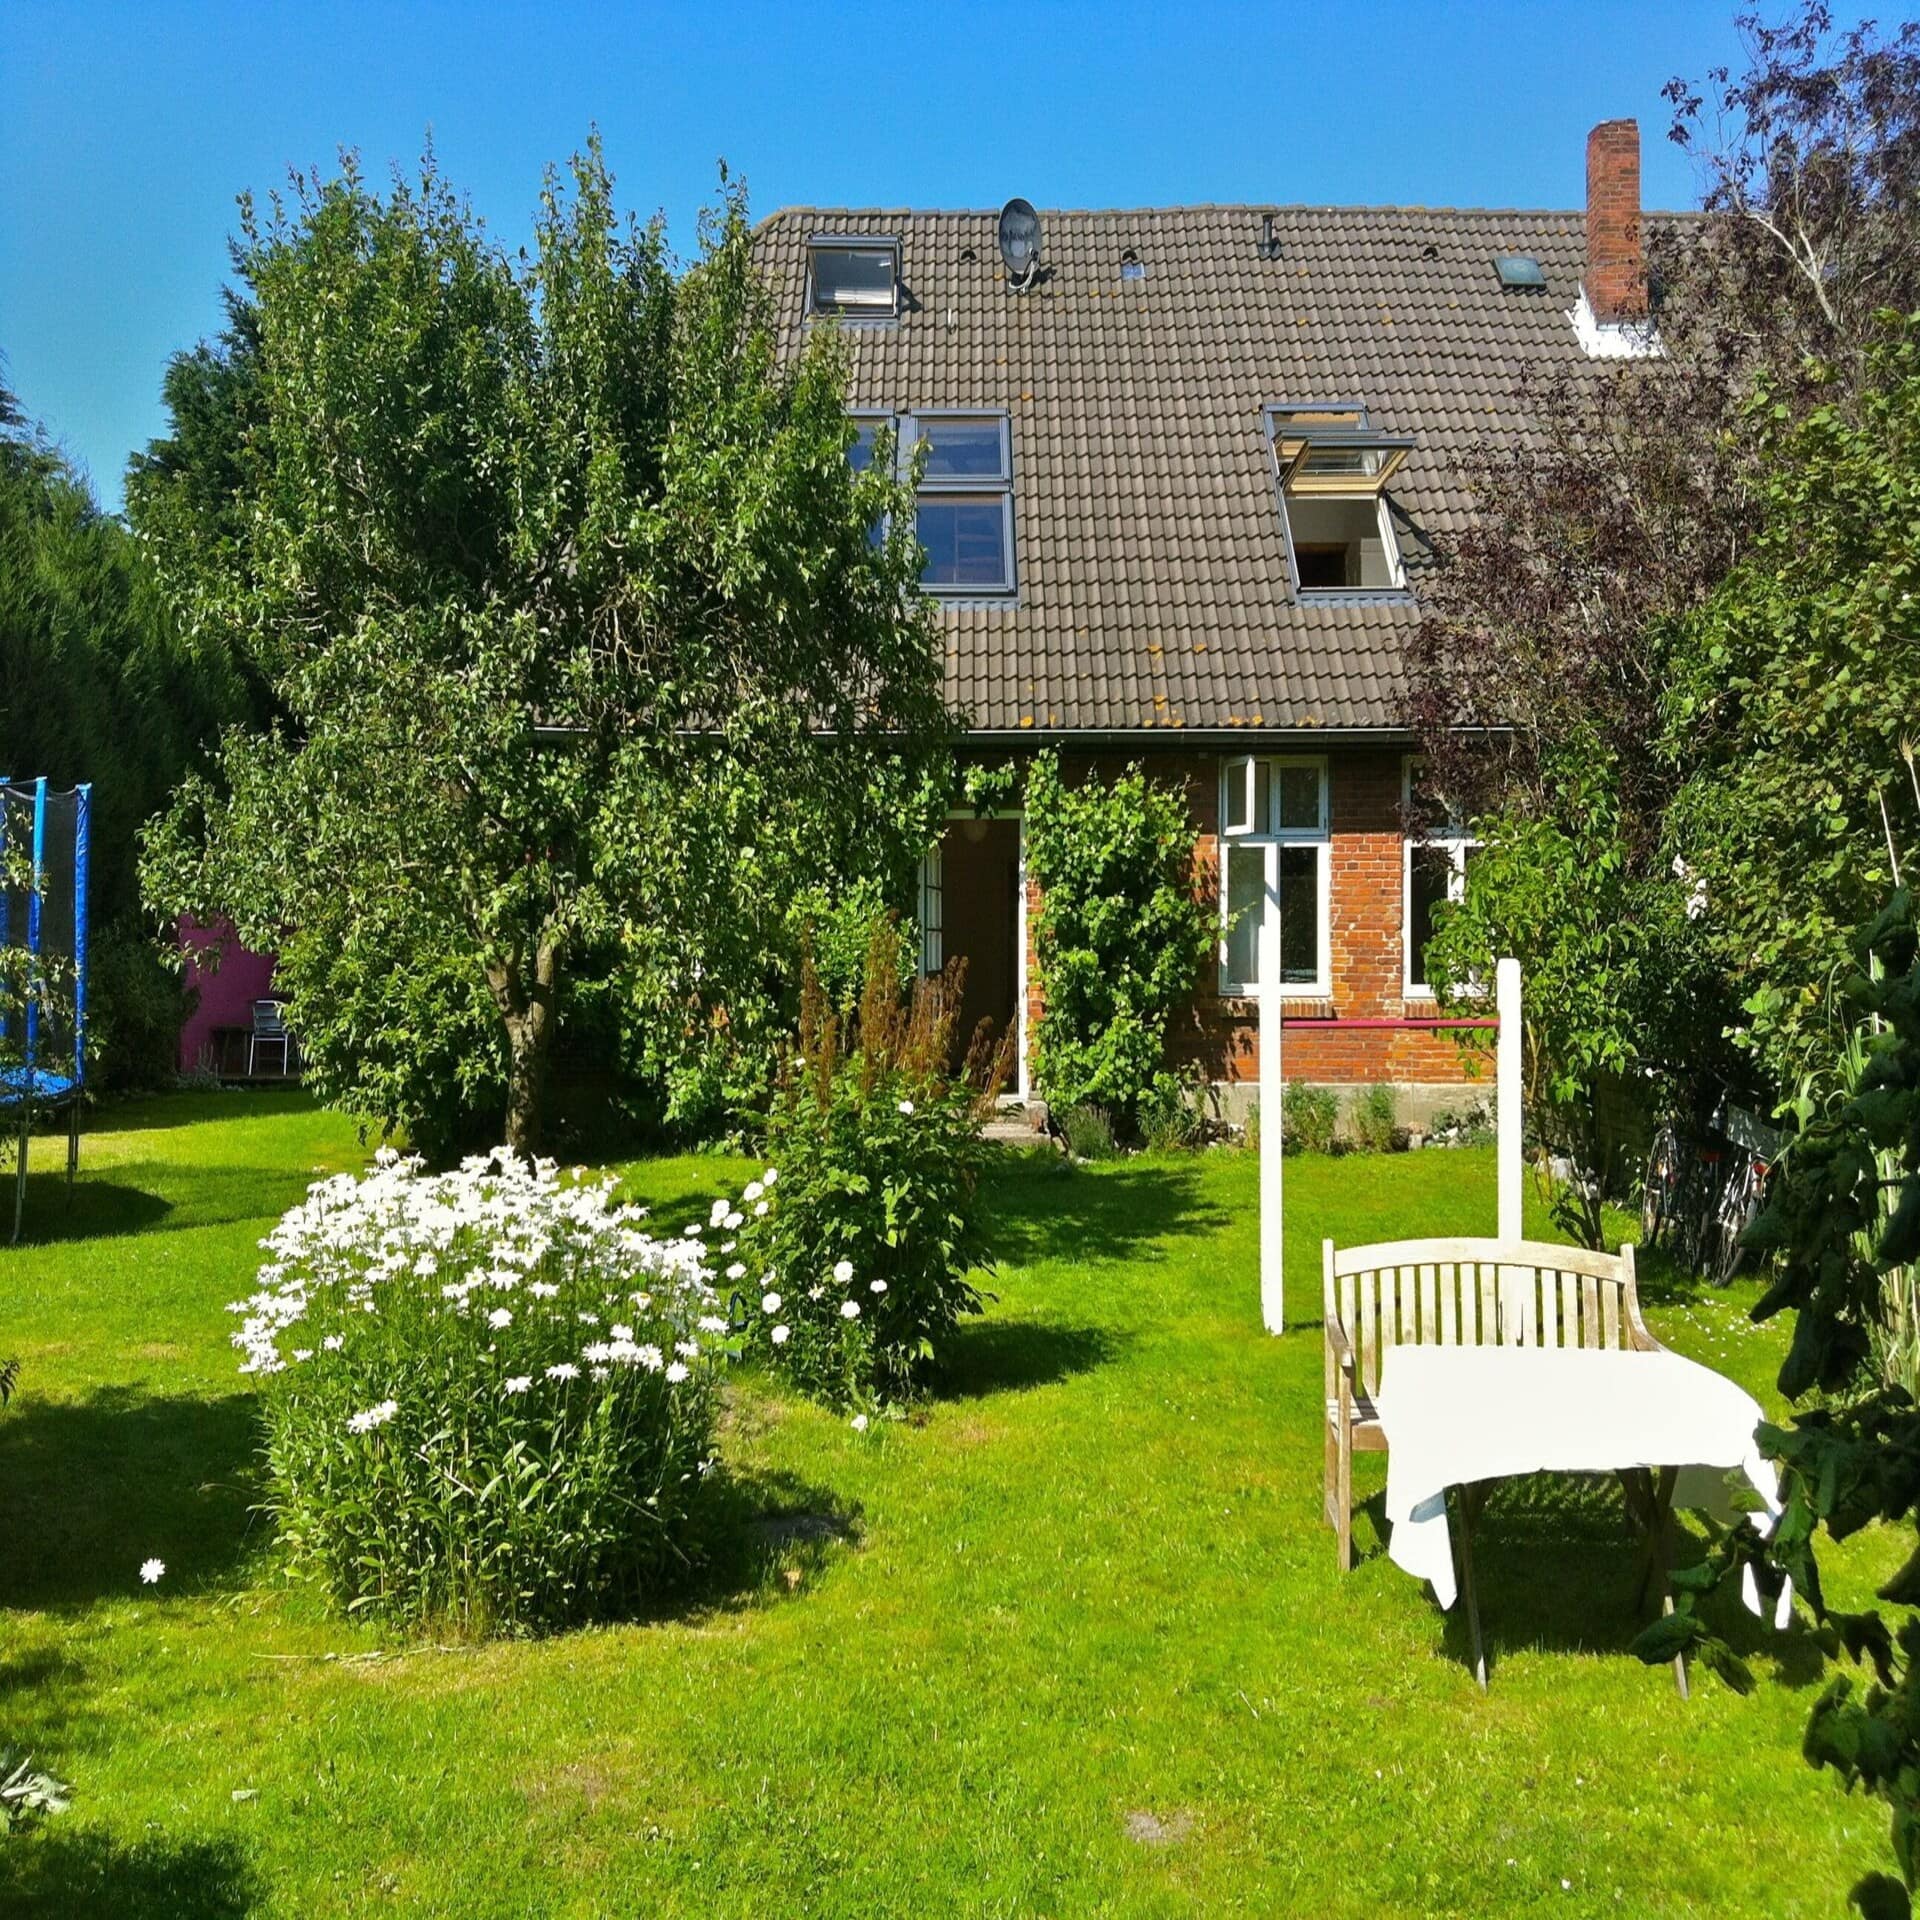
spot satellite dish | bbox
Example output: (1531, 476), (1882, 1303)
(998, 198), (1042, 287)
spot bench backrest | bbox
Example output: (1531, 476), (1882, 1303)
(1323, 1236), (1649, 1402)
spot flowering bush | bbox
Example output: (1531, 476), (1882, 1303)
(740, 918), (1004, 1409)
(232, 1148), (732, 1633)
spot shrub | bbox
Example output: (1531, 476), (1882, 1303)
(232, 1149), (730, 1633)
(1059, 1102), (1117, 1160)
(741, 918), (1003, 1410)
(1280, 1083), (1341, 1156)
(1138, 1068), (1204, 1151)
(1023, 752), (1215, 1139)
(1350, 1084), (1401, 1154)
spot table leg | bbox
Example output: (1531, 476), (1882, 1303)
(1621, 1467), (1688, 1700)
(11, 1108), (27, 1246)
(1451, 1483), (1488, 1692)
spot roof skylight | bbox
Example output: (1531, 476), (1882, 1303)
(1493, 253), (1547, 290)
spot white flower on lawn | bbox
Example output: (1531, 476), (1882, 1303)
(528, 1280), (559, 1299)
(503, 1375), (532, 1395)
(753, 1201), (769, 1217)
(293, 1349), (314, 1362)
(723, 1211), (743, 1231)
(870, 1280), (888, 1295)
(322, 1334), (344, 1351)
(636, 1344), (665, 1371)
(347, 1399), (398, 1434)
(683, 1223), (702, 1237)
(583, 1343), (612, 1364)
(674, 1340), (700, 1358)
(898, 1099), (915, 1115)
(833, 1259), (854, 1285)
(488, 1308), (513, 1330)
(762, 1291), (783, 1314)
(770, 1324), (790, 1345)
(808, 1286), (824, 1301)
(850, 1414), (869, 1432)
(841, 1300), (861, 1320)
(710, 1198), (730, 1228)
(139, 1557), (165, 1584)
(610, 1323), (635, 1342)
(743, 1181), (764, 1203)
(763, 1168), (778, 1186)
(697, 1315), (727, 1334)
(546, 1362), (581, 1382)
(666, 1361), (690, 1384)
(727, 1262), (747, 1281)
(591, 1366), (610, 1382)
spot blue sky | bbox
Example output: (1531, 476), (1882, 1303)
(4, 1), (1751, 507)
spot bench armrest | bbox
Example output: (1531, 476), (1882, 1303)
(1325, 1316), (1355, 1371)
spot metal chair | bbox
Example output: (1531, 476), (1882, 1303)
(248, 999), (291, 1077)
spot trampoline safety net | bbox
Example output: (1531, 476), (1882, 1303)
(1, 778), (91, 1105)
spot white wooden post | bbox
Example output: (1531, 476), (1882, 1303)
(1260, 867), (1285, 1333)
(1496, 956), (1522, 1242)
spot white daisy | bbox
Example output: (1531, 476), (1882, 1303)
(139, 1557), (165, 1584)
(841, 1300), (861, 1320)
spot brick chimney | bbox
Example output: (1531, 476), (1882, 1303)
(1585, 119), (1647, 321)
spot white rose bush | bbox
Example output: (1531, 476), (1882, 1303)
(232, 1148), (733, 1633)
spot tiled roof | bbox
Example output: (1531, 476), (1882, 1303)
(758, 204), (1606, 737)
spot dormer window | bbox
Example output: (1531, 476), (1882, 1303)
(808, 237), (900, 317)
(1266, 403), (1414, 600)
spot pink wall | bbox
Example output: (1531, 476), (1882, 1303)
(178, 918), (280, 1073)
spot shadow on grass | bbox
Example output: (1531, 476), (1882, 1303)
(983, 1155), (1231, 1268)
(653, 1465), (864, 1622)
(3, 1175), (173, 1247)
(0, 1388), (263, 1612)
(83, 1088), (316, 1135)
(934, 1317), (1124, 1399)
(0, 1828), (260, 1919)
(1354, 1475), (1829, 1690)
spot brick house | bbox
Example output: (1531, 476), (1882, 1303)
(758, 121), (1655, 1124)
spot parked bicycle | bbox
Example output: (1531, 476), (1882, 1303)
(1640, 1100), (1777, 1284)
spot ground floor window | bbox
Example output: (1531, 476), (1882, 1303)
(1219, 753), (1329, 995)
(1404, 757), (1479, 995)
(918, 845), (943, 975)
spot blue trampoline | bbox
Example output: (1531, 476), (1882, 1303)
(2, 779), (90, 1243)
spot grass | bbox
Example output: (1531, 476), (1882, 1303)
(0, 1091), (1901, 1916)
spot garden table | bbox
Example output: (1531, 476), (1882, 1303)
(1374, 1344), (1789, 1692)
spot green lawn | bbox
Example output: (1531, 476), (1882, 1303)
(0, 1092), (1898, 1915)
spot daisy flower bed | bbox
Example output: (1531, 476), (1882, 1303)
(231, 1147), (735, 1634)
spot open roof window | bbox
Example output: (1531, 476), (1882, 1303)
(808, 236), (900, 317)
(1266, 403), (1414, 600)
(1267, 408), (1420, 602)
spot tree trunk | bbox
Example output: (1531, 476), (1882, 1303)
(489, 935), (562, 1157)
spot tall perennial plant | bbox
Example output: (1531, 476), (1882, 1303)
(233, 1149), (734, 1633)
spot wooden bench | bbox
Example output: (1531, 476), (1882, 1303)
(1322, 1236), (1656, 1572)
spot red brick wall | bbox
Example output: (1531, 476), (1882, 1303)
(1017, 748), (1485, 1090)
(1585, 119), (1646, 322)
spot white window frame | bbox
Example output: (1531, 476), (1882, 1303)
(1402, 755), (1480, 997)
(1218, 755), (1330, 997)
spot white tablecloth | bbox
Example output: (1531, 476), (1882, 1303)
(1374, 1344), (1782, 1612)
